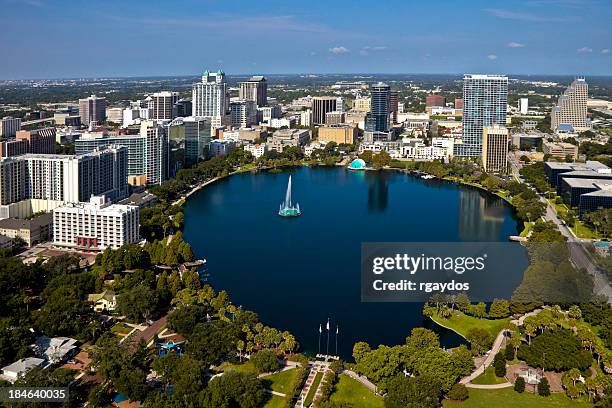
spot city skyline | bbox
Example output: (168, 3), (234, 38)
(0, 0), (611, 79)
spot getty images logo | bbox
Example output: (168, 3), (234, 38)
(371, 253), (488, 275)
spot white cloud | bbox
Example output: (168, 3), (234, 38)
(359, 46), (387, 56)
(602, 49), (610, 54)
(329, 46), (349, 54)
(484, 8), (575, 22)
(487, 54), (498, 60)
(508, 42), (526, 48)
(577, 47), (593, 53)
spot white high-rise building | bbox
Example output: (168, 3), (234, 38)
(0, 146), (128, 206)
(74, 122), (168, 185)
(192, 70), (230, 130)
(0, 117), (21, 139)
(551, 78), (591, 133)
(454, 74), (508, 157)
(230, 100), (257, 128)
(53, 195), (140, 251)
(519, 98), (529, 115)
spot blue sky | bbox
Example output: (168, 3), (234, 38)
(0, 0), (610, 79)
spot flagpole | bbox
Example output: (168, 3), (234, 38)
(326, 318), (330, 356)
(335, 325), (339, 356)
(318, 324), (322, 355)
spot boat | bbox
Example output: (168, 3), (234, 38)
(421, 174), (435, 180)
(278, 175), (302, 217)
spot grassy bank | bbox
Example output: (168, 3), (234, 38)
(443, 387), (591, 408)
(430, 310), (510, 339)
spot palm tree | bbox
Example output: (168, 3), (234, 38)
(568, 368), (581, 386)
(524, 324), (535, 345)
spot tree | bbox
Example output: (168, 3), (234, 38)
(466, 328), (492, 355)
(384, 375), (441, 408)
(201, 371), (265, 408)
(446, 384), (469, 401)
(538, 377), (551, 396)
(35, 286), (92, 336)
(489, 299), (510, 318)
(568, 305), (582, 320)
(514, 377), (526, 393)
(517, 329), (592, 372)
(494, 359), (506, 378)
(405, 328), (439, 349)
(188, 321), (237, 367)
(504, 345), (515, 361)
(372, 151), (391, 169)
(250, 349), (279, 373)
(116, 284), (158, 322)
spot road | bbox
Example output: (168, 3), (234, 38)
(508, 152), (612, 301)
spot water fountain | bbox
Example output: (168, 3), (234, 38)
(278, 175), (302, 217)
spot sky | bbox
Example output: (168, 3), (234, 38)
(0, 0), (610, 79)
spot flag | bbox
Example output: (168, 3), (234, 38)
(319, 324), (322, 334)
(326, 319), (330, 331)
(336, 325), (339, 335)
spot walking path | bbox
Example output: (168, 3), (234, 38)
(342, 369), (377, 393)
(460, 308), (546, 387)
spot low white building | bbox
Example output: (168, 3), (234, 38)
(52, 196), (140, 252)
(400, 137), (453, 161)
(1, 357), (45, 383)
(304, 141), (327, 157)
(244, 143), (268, 159)
(269, 117), (296, 129)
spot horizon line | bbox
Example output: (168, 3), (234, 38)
(1, 72), (611, 82)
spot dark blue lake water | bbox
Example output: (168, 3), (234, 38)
(183, 167), (525, 358)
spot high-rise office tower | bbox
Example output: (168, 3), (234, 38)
(173, 99), (192, 118)
(551, 77), (590, 133)
(230, 100), (257, 128)
(183, 117), (211, 167)
(238, 76), (268, 107)
(79, 95), (107, 126)
(192, 70), (230, 129)
(365, 82), (391, 132)
(311, 97), (337, 125)
(152, 91), (180, 121)
(481, 125), (509, 174)
(454, 74), (508, 157)
(0, 117), (21, 139)
(389, 89), (399, 124)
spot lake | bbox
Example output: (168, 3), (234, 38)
(183, 166), (525, 358)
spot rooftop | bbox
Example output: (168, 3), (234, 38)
(0, 213), (52, 231)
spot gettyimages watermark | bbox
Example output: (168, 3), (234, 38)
(361, 242), (597, 303)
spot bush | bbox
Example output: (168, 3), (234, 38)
(514, 377), (525, 393)
(538, 377), (551, 396)
(447, 384), (469, 401)
(494, 359), (506, 378)
(250, 349), (279, 374)
(504, 346), (515, 361)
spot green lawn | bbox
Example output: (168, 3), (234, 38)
(304, 372), (323, 407)
(263, 395), (287, 408)
(520, 221), (534, 238)
(110, 322), (132, 335)
(471, 366), (507, 385)
(430, 310), (510, 339)
(443, 388), (591, 408)
(261, 368), (299, 395)
(216, 360), (257, 374)
(330, 374), (384, 408)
